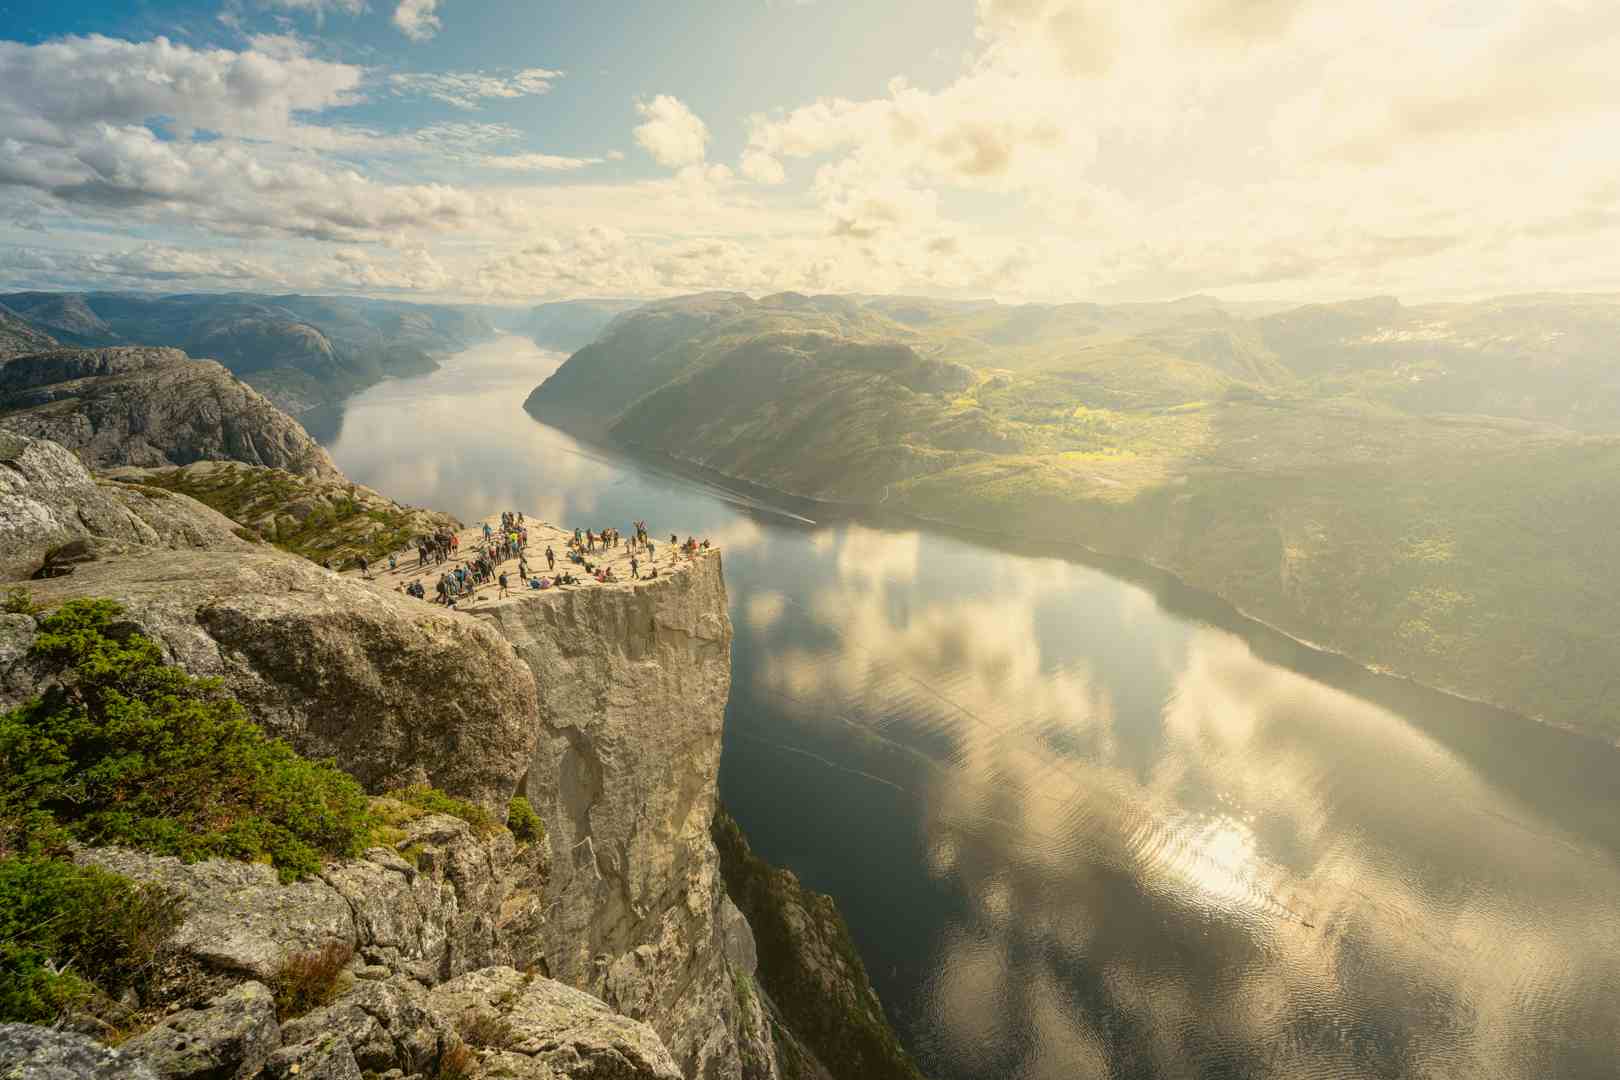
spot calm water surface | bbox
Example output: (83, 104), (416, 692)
(328, 336), (1620, 1080)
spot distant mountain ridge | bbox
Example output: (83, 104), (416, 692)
(526, 289), (1620, 744)
(0, 344), (338, 479)
(0, 291), (498, 419)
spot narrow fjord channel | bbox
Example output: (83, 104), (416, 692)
(326, 335), (1620, 1080)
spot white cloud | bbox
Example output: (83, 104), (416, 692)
(479, 152), (606, 172)
(392, 0), (442, 41)
(261, 0), (367, 17)
(634, 95), (710, 168)
(389, 68), (563, 110)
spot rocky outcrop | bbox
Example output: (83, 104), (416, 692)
(1, 433), (537, 808)
(0, 346), (339, 479)
(2, 435), (794, 1079)
(121, 982), (281, 1080)
(466, 553), (775, 1079)
(429, 968), (684, 1080)
(0, 1024), (160, 1080)
(106, 460), (461, 569)
(0, 429), (252, 582)
(76, 811), (538, 990)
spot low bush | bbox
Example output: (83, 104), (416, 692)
(272, 940), (354, 1020)
(0, 599), (376, 882)
(435, 1040), (478, 1080)
(506, 795), (544, 845)
(0, 856), (179, 1023)
(458, 1007), (517, 1050)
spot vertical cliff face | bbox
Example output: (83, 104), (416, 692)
(470, 551), (777, 1080)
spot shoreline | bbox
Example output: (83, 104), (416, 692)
(528, 403), (1620, 755)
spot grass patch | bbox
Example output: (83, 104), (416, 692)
(2, 587), (38, 616)
(377, 785), (500, 838)
(0, 856), (180, 1024)
(506, 796), (544, 845)
(272, 941), (353, 1021)
(0, 599), (375, 882)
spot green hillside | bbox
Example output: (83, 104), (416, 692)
(526, 291), (1620, 742)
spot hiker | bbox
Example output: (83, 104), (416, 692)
(631, 556), (639, 578)
(358, 555), (371, 579)
(498, 572), (509, 598)
(545, 546), (555, 571)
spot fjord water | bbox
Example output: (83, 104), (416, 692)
(328, 336), (1620, 1080)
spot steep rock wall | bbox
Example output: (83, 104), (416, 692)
(470, 552), (778, 1079)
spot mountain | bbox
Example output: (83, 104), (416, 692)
(0, 306), (57, 359)
(0, 345), (339, 478)
(0, 292), (498, 419)
(526, 291), (1620, 743)
(521, 298), (643, 352)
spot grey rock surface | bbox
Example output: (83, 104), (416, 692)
(0, 1024), (160, 1080)
(76, 848), (356, 982)
(470, 551), (774, 1079)
(77, 812), (535, 986)
(0, 346), (339, 479)
(16, 543), (540, 807)
(428, 967), (683, 1080)
(263, 1034), (363, 1080)
(122, 981), (280, 1080)
(280, 979), (451, 1076)
(0, 430), (250, 582)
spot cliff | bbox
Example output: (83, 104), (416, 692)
(466, 546), (775, 1078)
(0, 434), (785, 1079)
(0, 346), (339, 480)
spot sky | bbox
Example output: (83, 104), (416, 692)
(0, 0), (1617, 306)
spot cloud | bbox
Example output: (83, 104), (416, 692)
(479, 152), (606, 172)
(0, 34), (508, 244)
(392, 0), (441, 41)
(634, 95), (710, 168)
(389, 67), (564, 110)
(260, 0), (367, 17)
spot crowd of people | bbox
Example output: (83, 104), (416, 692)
(348, 511), (716, 607)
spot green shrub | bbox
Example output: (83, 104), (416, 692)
(0, 599), (376, 882)
(0, 857), (179, 1023)
(506, 795), (544, 845)
(2, 587), (37, 615)
(383, 785), (499, 837)
(272, 941), (353, 1020)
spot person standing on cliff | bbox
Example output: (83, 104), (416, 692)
(545, 546), (556, 571)
(498, 571), (510, 599)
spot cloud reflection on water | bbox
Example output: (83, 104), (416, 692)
(751, 522), (1620, 1079)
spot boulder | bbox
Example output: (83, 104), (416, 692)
(428, 967), (683, 1080)
(0, 431), (249, 584)
(75, 848), (356, 982)
(121, 981), (280, 1080)
(263, 1034), (363, 1080)
(0, 1023), (159, 1080)
(280, 979), (451, 1076)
